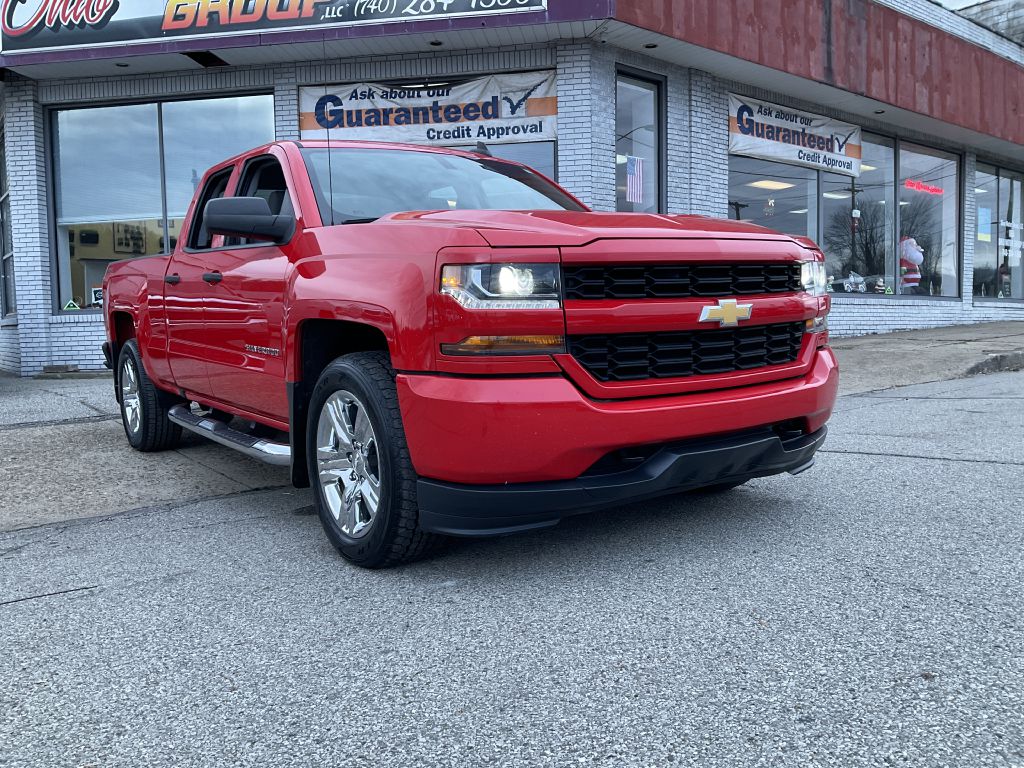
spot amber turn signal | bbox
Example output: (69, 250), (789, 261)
(441, 335), (566, 356)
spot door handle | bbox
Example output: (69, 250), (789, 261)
(164, 273), (181, 285)
(202, 271), (223, 284)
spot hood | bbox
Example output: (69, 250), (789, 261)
(386, 210), (813, 249)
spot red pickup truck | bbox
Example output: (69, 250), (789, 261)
(104, 140), (838, 567)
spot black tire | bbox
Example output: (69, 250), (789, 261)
(117, 339), (182, 452)
(306, 351), (440, 568)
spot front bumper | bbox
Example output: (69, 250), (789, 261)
(397, 347), (838, 484)
(417, 426), (827, 536)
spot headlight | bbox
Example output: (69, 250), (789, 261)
(440, 264), (561, 309)
(805, 316), (828, 334)
(800, 260), (827, 297)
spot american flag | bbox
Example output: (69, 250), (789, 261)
(626, 155), (644, 205)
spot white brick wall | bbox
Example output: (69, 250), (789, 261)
(555, 42), (616, 211)
(4, 78), (57, 376)
(685, 70), (730, 218)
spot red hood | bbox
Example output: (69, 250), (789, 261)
(386, 210), (812, 249)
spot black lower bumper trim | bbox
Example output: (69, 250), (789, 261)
(417, 426), (827, 536)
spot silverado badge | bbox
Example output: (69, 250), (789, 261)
(699, 299), (754, 328)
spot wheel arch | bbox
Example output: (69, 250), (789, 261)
(109, 311), (137, 403)
(288, 317), (394, 488)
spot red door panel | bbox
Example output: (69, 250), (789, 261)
(163, 250), (214, 397)
(201, 245), (290, 421)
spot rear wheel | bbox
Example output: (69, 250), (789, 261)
(307, 351), (439, 568)
(117, 340), (182, 452)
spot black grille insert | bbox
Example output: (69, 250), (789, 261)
(568, 322), (805, 382)
(563, 263), (802, 300)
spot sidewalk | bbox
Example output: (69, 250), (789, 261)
(831, 320), (1024, 395)
(1, 320), (1022, 531)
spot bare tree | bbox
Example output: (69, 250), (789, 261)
(822, 200), (890, 278)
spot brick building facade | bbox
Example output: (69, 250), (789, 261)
(0, 0), (1021, 376)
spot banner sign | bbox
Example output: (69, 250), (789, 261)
(729, 95), (862, 177)
(0, 0), (547, 53)
(299, 71), (557, 145)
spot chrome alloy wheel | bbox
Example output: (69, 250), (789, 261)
(120, 357), (142, 435)
(316, 390), (382, 539)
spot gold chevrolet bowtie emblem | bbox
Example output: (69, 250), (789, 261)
(699, 299), (754, 327)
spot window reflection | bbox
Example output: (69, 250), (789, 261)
(54, 104), (163, 310)
(727, 156), (817, 238)
(616, 76), (661, 213)
(898, 144), (959, 297)
(820, 137), (895, 294)
(452, 141), (556, 181)
(995, 172), (1024, 300)
(52, 96), (275, 311)
(162, 95), (275, 219)
(975, 168), (1023, 300)
(974, 166), (1000, 297)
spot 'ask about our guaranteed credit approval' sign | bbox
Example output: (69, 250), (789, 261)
(729, 95), (862, 177)
(300, 71), (558, 145)
(0, 0), (547, 53)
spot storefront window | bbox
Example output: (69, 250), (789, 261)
(728, 134), (962, 299)
(1, 129), (14, 317)
(615, 74), (661, 213)
(820, 137), (896, 294)
(52, 95), (274, 311)
(727, 156), (817, 239)
(54, 104), (162, 310)
(897, 143), (959, 297)
(974, 166), (999, 297)
(974, 165), (1023, 300)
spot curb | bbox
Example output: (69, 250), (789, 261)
(963, 351), (1024, 378)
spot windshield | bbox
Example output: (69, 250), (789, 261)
(301, 147), (585, 224)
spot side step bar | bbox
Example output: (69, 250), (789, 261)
(168, 405), (291, 466)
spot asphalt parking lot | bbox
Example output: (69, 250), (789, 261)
(1, 364), (1022, 767)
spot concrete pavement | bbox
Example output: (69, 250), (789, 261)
(0, 374), (290, 531)
(1, 370), (1021, 767)
(830, 320), (1024, 394)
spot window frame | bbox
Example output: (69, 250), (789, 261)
(615, 66), (667, 215)
(0, 124), (15, 319)
(184, 165), (236, 252)
(895, 140), (962, 300)
(219, 153), (298, 251)
(46, 90), (274, 314)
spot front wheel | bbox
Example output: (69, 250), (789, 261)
(307, 351), (439, 568)
(117, 340), (182, 452)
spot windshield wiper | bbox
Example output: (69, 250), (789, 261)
(339, 217), (379, 224)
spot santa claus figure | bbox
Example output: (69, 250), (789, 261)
(900, 236), (925, 295)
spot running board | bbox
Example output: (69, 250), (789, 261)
(168, 405), (291, 466)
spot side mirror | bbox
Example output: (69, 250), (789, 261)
(204, 196), (294, 243)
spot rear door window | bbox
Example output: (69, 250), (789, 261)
(227, 156), (293, 247)
(187, 167), (233, 250)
